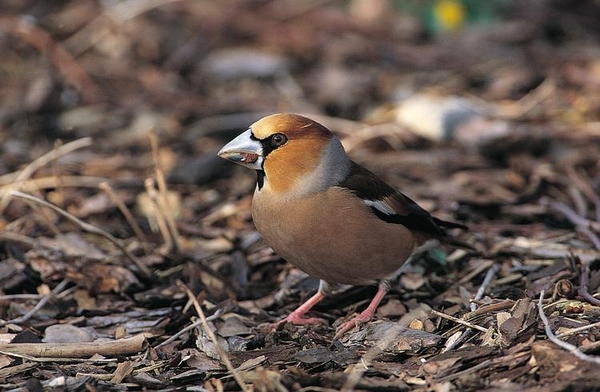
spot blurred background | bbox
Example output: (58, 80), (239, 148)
(1, 0), (600, 155)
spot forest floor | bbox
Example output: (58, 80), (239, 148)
(1, 1), (600, 391)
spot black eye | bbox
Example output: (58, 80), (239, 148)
(270, 133), (288, 146)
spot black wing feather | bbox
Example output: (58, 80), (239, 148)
(339, 161), (465, 237)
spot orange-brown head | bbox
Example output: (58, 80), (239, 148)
(218, 113), (350, 197)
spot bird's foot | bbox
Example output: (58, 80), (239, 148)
(277, 312), (327, 326)
(260, 310), (327, 332)
(334, 312), (373, 339)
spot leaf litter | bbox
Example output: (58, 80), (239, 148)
(1, 1), (600, 390)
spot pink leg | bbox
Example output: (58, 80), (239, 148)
(334, 282), (389, 338)
(276, 290), (326, 326)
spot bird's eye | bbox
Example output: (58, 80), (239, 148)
(270, 133), (288, 146)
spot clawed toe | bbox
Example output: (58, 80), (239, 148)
(277, 314), (327, 326)
(334, 314), (372, 339)
(259, 313), (327, 332)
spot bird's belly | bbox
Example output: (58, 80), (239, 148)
(252, 189), (416, 285)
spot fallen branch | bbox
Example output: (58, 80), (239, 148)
(0, 334), (147, 358)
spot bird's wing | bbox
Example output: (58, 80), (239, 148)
(338, 161), (466, 237)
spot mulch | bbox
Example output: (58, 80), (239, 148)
(1, 1), (600, 390)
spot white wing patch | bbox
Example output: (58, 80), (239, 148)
(364, 199), (396, 216)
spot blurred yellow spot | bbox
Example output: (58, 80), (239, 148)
(434, 0), (466, 31)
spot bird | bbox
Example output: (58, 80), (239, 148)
(218, 113), (467, 337)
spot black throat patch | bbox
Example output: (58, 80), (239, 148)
(256, 170), (265, 190)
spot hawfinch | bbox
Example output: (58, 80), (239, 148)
(218, 113), (467, 336)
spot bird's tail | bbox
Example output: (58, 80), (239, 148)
(433, 217), (468, 231)
(432, 218), (474, 250)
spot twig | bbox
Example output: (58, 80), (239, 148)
(431, 309), (488, 333)
(578, 264), (600, 306)
(0, 230), (37, 249)
(567, 166), (600, 223)
(29, 201), (62, 236)
(458, 259), (494, 285)
(435, 359), (492, 382)
(577, 226), (600, 252)
(0, 137), (93, 212)
(154, 308), (224, 349)
(470, 263), (501, 311)
(341, 123), (407, 153)
(466, 77), (555, 120)
(177, 281), (250, 392)
(543, 198), (600, 251)
(555, 319), (600, 339)
(543, 198), (600, 231)
(10, 191), (152, 279)
(441, 263), (499, 352)
(0, 294), (41, 301)
(51, 139), (66, 210)
(567, 187), (588, 219)
(464, 299), (515, 320)
(99, 182), (151, 252)
(537, 290), (600, 365)
(0, 176), (109, 191)
(0, 280), (69, 327)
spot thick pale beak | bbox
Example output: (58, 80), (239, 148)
(217, 129), (264, 170)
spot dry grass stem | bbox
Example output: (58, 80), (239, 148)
(431, 309), (488, 333)
(149, 132), (182, 254)
(1, 176), (109, 193)
(0, 230), (37, 249)
(177, 281), (251, 392)
(10, 191), (152, 279)
(154, 309), (224, 349)
(0, 137), (93, 212)
(99, 181), (151, 252)
(467, 78), (556, 120)
(144, 178), (174, 253)
(555, 320), (600, 339)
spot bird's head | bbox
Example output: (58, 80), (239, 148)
(218, 113), (350, 196)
